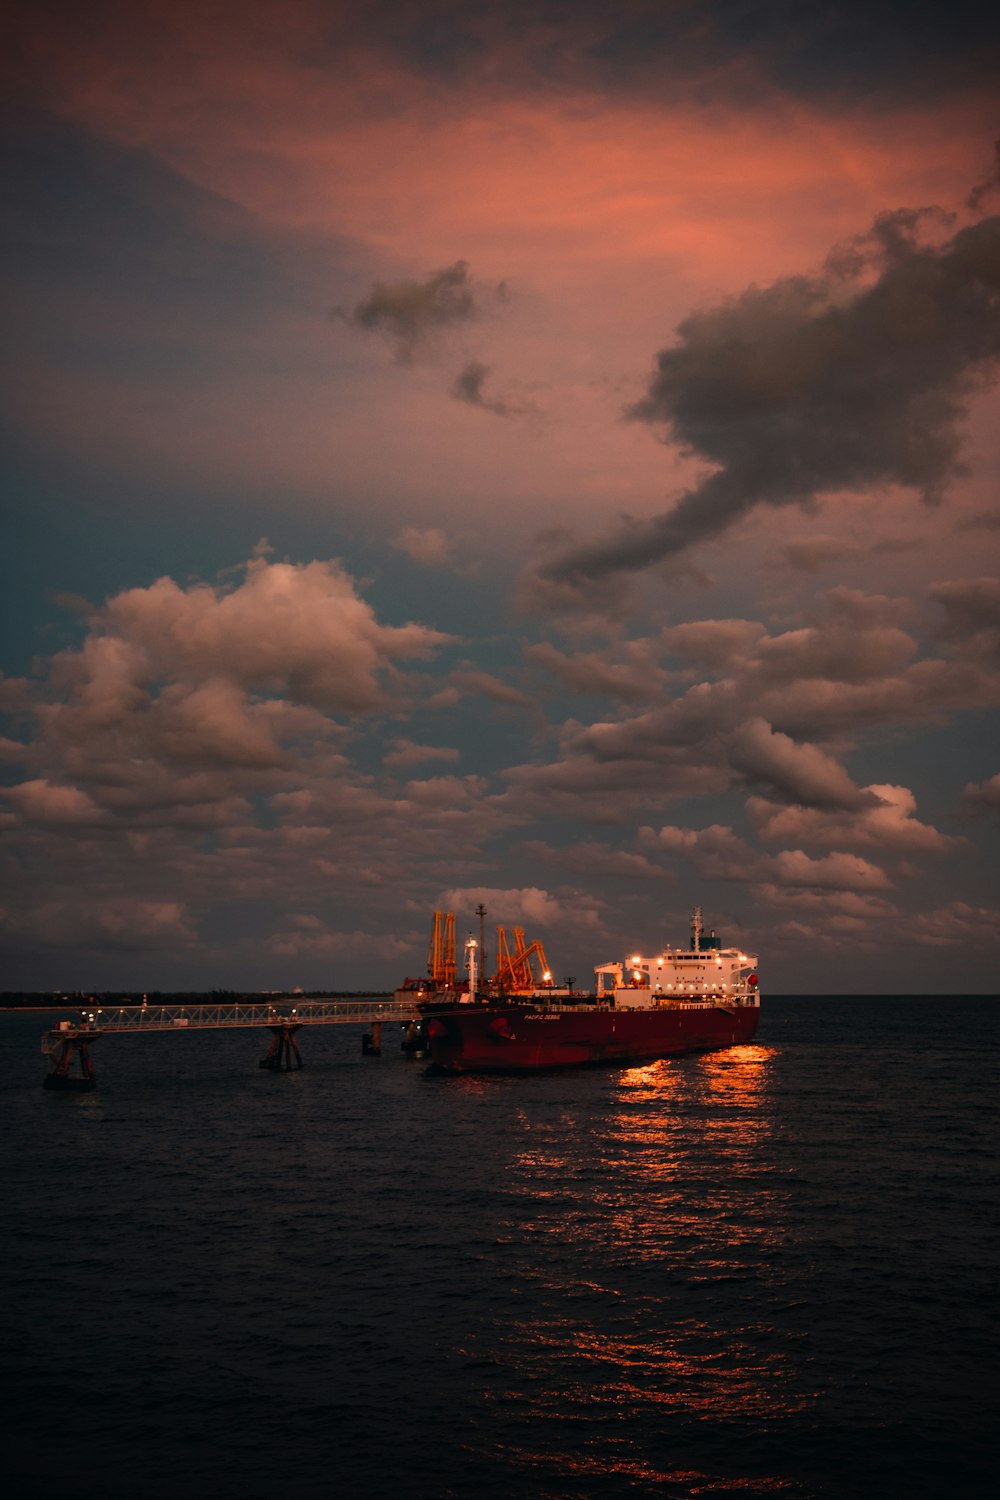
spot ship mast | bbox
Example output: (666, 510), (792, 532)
(691, 905), (703, 952)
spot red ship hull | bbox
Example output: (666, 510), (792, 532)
(423, 999), (760, 1073)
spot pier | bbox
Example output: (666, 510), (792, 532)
(40, 998), (420, 1089)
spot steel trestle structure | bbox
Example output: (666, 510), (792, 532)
(40, 998), (419, 1088)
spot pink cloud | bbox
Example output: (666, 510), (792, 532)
(384, 739), (461, 770)
(0, 898), (196, 950)
(961, 771), (1000, 810)
(437, 885), (562, 927)
(728, 717), (871, 810)
(769, 849), (892, 891)
(748, 784), (962, 854)
(3, 779), (105, 826)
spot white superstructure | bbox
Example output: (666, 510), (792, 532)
(594, 907), (759, 1009)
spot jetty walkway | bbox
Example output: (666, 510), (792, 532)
(40, 997), (421, 1090)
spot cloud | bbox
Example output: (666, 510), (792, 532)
(0, 898), (197, 950)
(525, 640), (669, 704)
(1, 778), (106, 826)
(728, 718), (871, 809)
(659, 619), (766, 673)
(779, 533), (917, 573)
(497, 579), (1000, 835)
(337, 260), (505, 363)
(384, 738), (460, 770)
(2, 555), (453, 839)
(265, 923), (414, 959)
(960, 772), (1000, 812)
(642, 822), (762, 882)
(957, 510), (1000, 533)
(748, 784), (962, 854)
(930, 576), (1000, 661)
(453, 359), (505, 413)
(444, 666), (536, 710)
(540, 206), (1000, 585)
(768, 849), (892, 891)
(436, 885), (562, 927)
(644, 821), (891, 890)
(451, 359), (537, 417)
(79, 554), (448, 714)
(390, 526), (452, 566)
(519, 839), (669, 880)
(903, 900), (1000, 947)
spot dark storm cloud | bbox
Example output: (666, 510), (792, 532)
(453, 359), (491, 404)
(452, 359), (537, 417)
(346, 1), (1000, 104)
(967, 138), (1000, 213)
(337, 261), (505, 363)
(542, 207), (1000, 586)
(957, 510), (1000, 533)
(452, 360), (512, 415)
(930, 577), (1000, 661)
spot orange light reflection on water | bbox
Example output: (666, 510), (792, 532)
(479, 1044), (807, 1491)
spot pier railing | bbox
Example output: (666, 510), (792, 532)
(55, 998), (418, 1033)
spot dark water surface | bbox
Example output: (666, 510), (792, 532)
(2, 998), (997, 1499)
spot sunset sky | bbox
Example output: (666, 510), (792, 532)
(3, 0), (999, 993)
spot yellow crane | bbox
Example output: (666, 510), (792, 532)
(427, 910), (457, 989)
(492, 926), (552, 993)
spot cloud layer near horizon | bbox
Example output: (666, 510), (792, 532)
(1, 551), (997, 989)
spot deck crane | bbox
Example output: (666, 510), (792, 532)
(427, 910), (457, 989)
(492, 925), (552, 993)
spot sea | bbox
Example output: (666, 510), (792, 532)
(1, 997), (997, 1500)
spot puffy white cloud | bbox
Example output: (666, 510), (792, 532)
(6, 556), (452, 834)
(437, 885), (563, 926)
(97, 555), (449, 712)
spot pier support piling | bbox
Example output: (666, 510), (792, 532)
(42, 1029), (100, 1091)
(362, 1021), (382, 1056)
(259, 1022), (303, 1071)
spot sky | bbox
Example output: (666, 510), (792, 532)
(2, 0), (999, 994)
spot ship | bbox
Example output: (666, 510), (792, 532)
(422, 907), (759, 1073)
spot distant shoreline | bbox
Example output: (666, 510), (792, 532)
(3, 992), (995, 1010)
